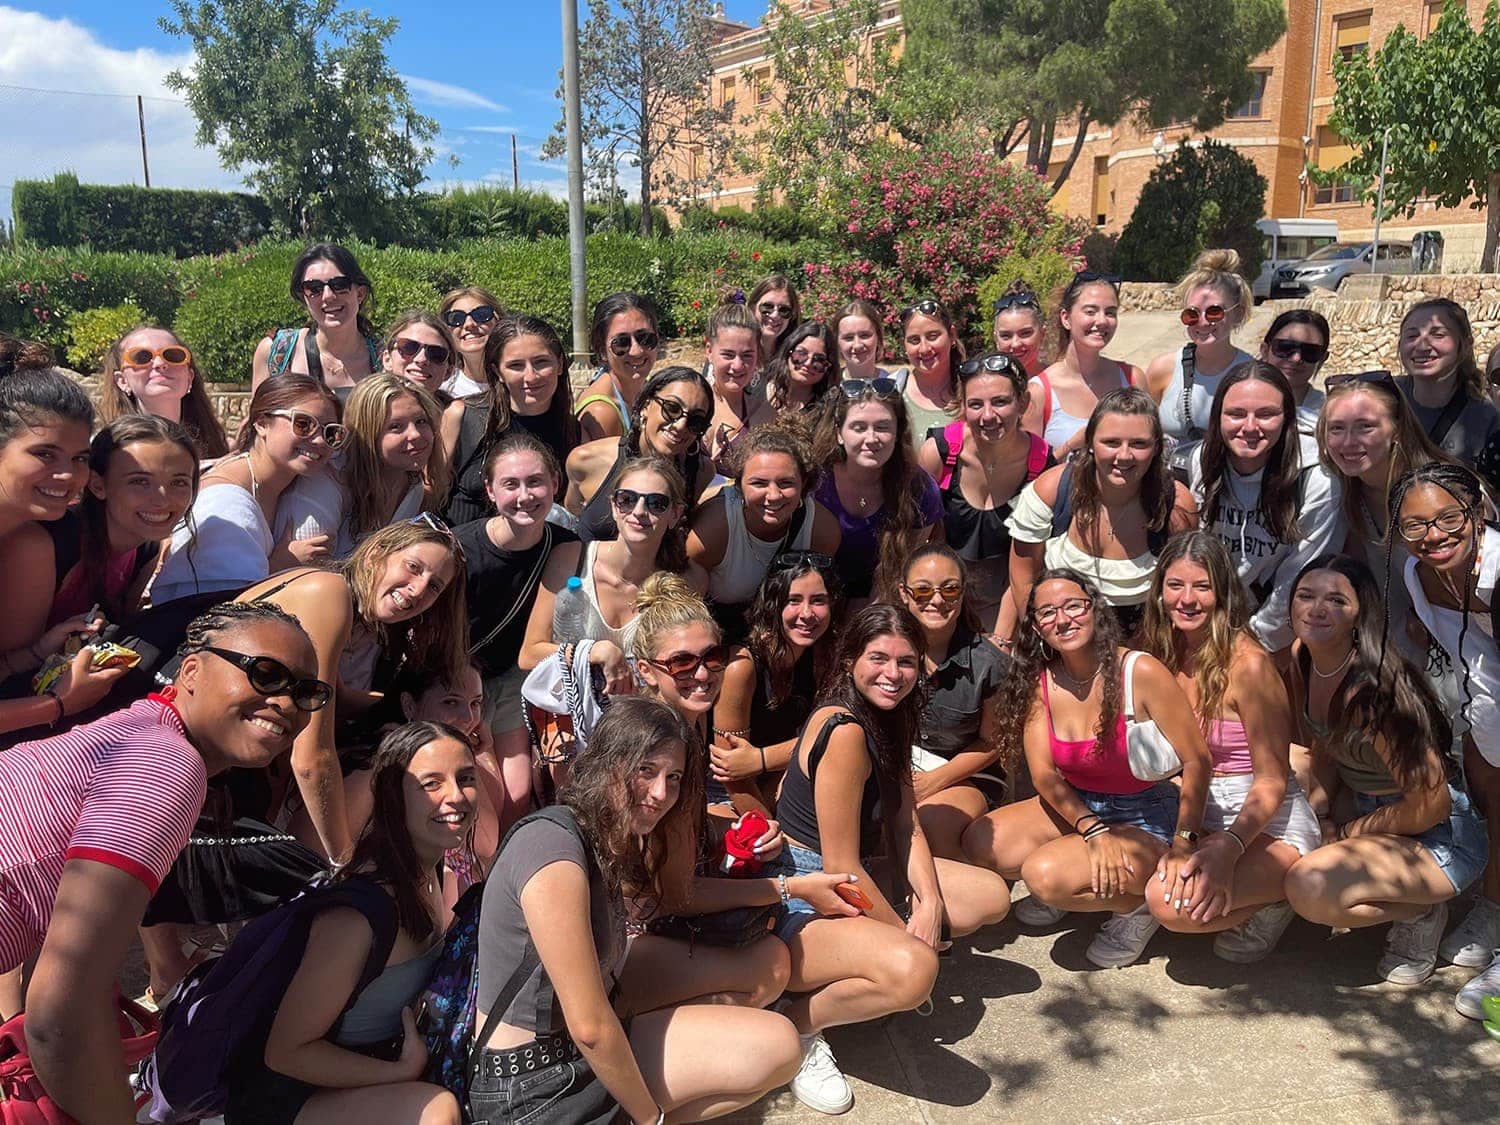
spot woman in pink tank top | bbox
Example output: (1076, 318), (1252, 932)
(1142, 532), (1320, 963)
(962, 568), (1211, 969)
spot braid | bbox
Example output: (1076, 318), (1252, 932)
(180, 601), (305, 655)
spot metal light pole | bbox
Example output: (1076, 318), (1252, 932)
(1371, 126), (1389, 273)
(562, 0), (590, 366)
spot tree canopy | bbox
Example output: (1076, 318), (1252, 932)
(160, 0), (437, 241)
(1325, 0), (1500, 271)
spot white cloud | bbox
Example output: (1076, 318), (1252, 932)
(463, 125), (522, 135)
(401, 75), (507, 113)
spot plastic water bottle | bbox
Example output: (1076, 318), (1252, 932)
(552, 576), (590, 644)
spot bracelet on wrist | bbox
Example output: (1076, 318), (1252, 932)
(759, 746), (768, 774)
(1074, 812), (1103, 832)
(777, 873), (791, 905)
(1082, 823), (1110, 841)
(1223, 827), (1248, 855)
(42, 688), (64, 727)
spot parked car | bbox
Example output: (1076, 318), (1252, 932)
(1252, 219), (1339, 302)
(1271, 240), (1413, 298)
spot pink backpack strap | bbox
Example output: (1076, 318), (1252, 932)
(1024, 432), (1050, 481)
(938, 419), (966, 490)
(1033, 371), (1053, 430)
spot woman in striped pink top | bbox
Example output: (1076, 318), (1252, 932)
(0, 600), (330, 1122)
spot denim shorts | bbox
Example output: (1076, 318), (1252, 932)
(1075, 783), (1179, 842)
(1351, 784), (1489, 893)
(468, 1053), (617, 1125)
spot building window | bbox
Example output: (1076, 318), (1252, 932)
(755, 68), (772, 106)
(1232, 70), (1269, 118)
(1093, 156), (1110, 227)
(689, 145), (702, 183)
(1333, 12), (1370, 65)
(719, 76), (735, 113)
(1313, 124), (1358, 204)
(1423, 0), (1444, 36)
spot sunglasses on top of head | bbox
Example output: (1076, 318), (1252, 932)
(839, 377), (900, 399)
(1180, 303), (1240, 326)
(298, 276), (356, 299)
(608, 329), (660, 355)
(121, 344), (192, 367)
(200, 646), (332, 712)
(1324, 369), (1397, 391)
(645, 643), (733, 680)
(1065, 271), (1121, 299)
(900, 298), (943, 321)
(264, 409), (349, 450)
(408, 512), (466, 561)
(993, 292), (1042, 314)
(771, 549), (835, 572)
(391, 338), (452, 366)
(1268, 338), (1329, 365)
(650, 396), (713, 436)
(442, 306), (499, 329)
(958, 354), (1023, 380)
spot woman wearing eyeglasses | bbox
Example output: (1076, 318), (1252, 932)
(1144, 250), (1256, 444)
(834, 298), (892, 384)
(566, 365), (715, 543)
(749, 274), (802, 362)
(1259, 309), (1332, 458)
(897, 299), (964, 450)
(1395, 299), (1500, 485)
(98, 326), (230, 459)
(1386, 464), (1500, 1009)
(918, 351), (1052, 633)
(151, 374), (347, 607)
(688, 423), (841, 642)
(439, 285), (504, 399)
(380, 310), (460, 398)
(253, 244), (382, 397)
(1023, 274), (1140, 458)
(576, 291), (662, 443)
(0, 601), (324, 1116)
(766, 322), (840, 415)
(898, 545), (1013, 866)
(704, 300), (776, 474)
(962, 569), (1211, 968)
(991, 281), (1048, 380)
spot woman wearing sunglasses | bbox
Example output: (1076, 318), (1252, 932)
(703, 299), (775, 475)
(1007, 388), (1198, 641)
(223, 721), (473, 1125)
(253, 243), (381, 398)
(712, 554), (843, 815)
(749, 274), (802, 362)
(576, 291), (661, 443)
(1281, 555), (1488, 995)
(918, 351), (1052, 634)
(274, 375), (449, 562)
(991, 280), (1048, 380)
(835, 298), (892, 384)
(1183, 363), (1343, 655)
(0, 601), (324, 1114)
(380, 310), (460, 398)
(766, 322), (840, 416)
(566, 365), (715, 543)
(1395, 298), (1500, 483)
(898, 545), (1012, 866)
(98, 326), (230, 459)
(439, 285), (504, 399)
(1259, 309), (1331, 458)
(151, 374), (346, 607)
(811, 381), (944, 607)
(897, 298), (964, 451)
(688, 423), (841, 642)
(1023, 274), (1140, 458)
(1386, 464), (1500, 1008)
(1144, 249), (1256, 444)
(963, 570), (1211, 968)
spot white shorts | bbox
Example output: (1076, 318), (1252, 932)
(1202, 773), (1321, 856)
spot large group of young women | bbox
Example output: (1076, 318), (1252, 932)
(1, 241), (1498, 1125)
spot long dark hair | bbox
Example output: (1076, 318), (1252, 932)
(345, 720), (474, 943)
(748, 275), (802, 351)
(562, 696), (701, 915)
(99, 326), (229, 458)
(480, 313), (579, 454)
(589, 291), (659, 369)
(1400, 298), (1484, 400)
(625, 364), (713, 465)
(1290, 554), (1448, 791)
(810, 385), (924, 600)
(290, 243), (374, 339)
(766, 321), (839, 411)
(902, 541), (984, 635)
(1199, 362), (1301, 544)
(1069, 387), (1176, 542)
(746, 556), (844, 707)
(0, 368), (94, 448)
(994, 568), (1125, 770)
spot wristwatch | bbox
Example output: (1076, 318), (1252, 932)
(1174, 828), (1200, 845)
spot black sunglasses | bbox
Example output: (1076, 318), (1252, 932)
(1268, 338), (1329, 365)
(608, 329), (660, 355)
(772, 550), (835, 571)
(791, 349), (831, 373)
(1325, 369), (1396, 390)
(993, 292), (1042, 314)
(391, 338), (452, 365)
(839, 377), (900, 398)
(900, 298), (943, 321)
(1064, 271), (1121, 298)
(611, 488), (672, 515)
(959, 354), (1024, 380)
(201, 647), (332, 712)
(298, 276), (356, 299)
(650, 395), (713, 436)
(442, 306), (499, 329)
(758, 301), (794, 318)
(645, 643), (733, 681)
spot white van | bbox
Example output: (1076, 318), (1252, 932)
(1253, 219), (1339, 301)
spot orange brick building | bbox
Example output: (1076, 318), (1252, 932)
(685, 0), (1492, 269)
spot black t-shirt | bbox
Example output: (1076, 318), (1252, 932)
(456, 519), (578, 676)
(512, 408), (571, 479)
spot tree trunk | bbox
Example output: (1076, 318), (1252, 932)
(639, 150), (654, 238)
(1025, 116), (1043, 175)
(1048, 111), (1093, 199)
(1485, 170), (1500, 273)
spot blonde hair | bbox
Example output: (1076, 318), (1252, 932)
(344, 520), (469, 685)
(1174, 249), (1252, 327)
(631, 572), (720, 670)
(341, 375), (450, 537)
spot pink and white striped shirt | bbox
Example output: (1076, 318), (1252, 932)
(0, 694), (206, 971)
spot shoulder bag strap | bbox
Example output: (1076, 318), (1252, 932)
(1050, 462), (1075, 539)
(1121, 650), (1141, 721)
(1430, 383), (1470, 447)
(1025, 433), (1050, 481)
(1180, 344), (1197, 435)
(303, 330), (326, 385)
(937, 419), (965, 491)
(468, 526), (553, 656)
(778, 500), (810, 554)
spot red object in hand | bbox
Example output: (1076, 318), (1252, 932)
(834, 881), (873, 912)
(720, 811), (770, 876)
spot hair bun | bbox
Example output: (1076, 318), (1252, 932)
(635, 570), (696, 613)
(1193, 248), (1242, 274)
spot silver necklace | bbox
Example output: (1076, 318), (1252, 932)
(1310, 648), (1355, 679)
(1052, 663), (1099, 692)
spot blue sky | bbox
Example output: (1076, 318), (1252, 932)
(0, 0), (767, 224)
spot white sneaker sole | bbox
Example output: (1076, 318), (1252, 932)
(791, 1083), (855, 1115)
(1441, 942), (1498, 969)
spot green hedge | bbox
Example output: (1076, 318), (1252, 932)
(14, 173), (272, 259)
(0, 246), (184, 354)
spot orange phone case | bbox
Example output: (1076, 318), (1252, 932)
(834, 882), (873, 911)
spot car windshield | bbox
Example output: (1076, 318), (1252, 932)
(1304, 243), (1364, 262)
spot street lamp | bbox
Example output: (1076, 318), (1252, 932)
(1152, 132), (1166, 163)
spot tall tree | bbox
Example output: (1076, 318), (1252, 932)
(542, 0), (730, 237)
(160, 0), (437, 240)
(900, 0), (1285, 196)
(1324, 0), (1500, 271)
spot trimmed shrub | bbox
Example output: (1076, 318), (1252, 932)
(66, 302), (147, 373)
(0, 246), (184, 356)
(679, 204), (823, 242)
(14, 173), (271, 259)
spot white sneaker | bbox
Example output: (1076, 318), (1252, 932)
(790, 1032), (854, 1115)
(1377, 901), (1448, 985)
(1213, 901), (1296, 964)
(1013, 895), (1068, 927)
(1085, 903), (1161, 969)
(1455, 948), (1500, 1020)
(1440, 896), (1500, 968)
